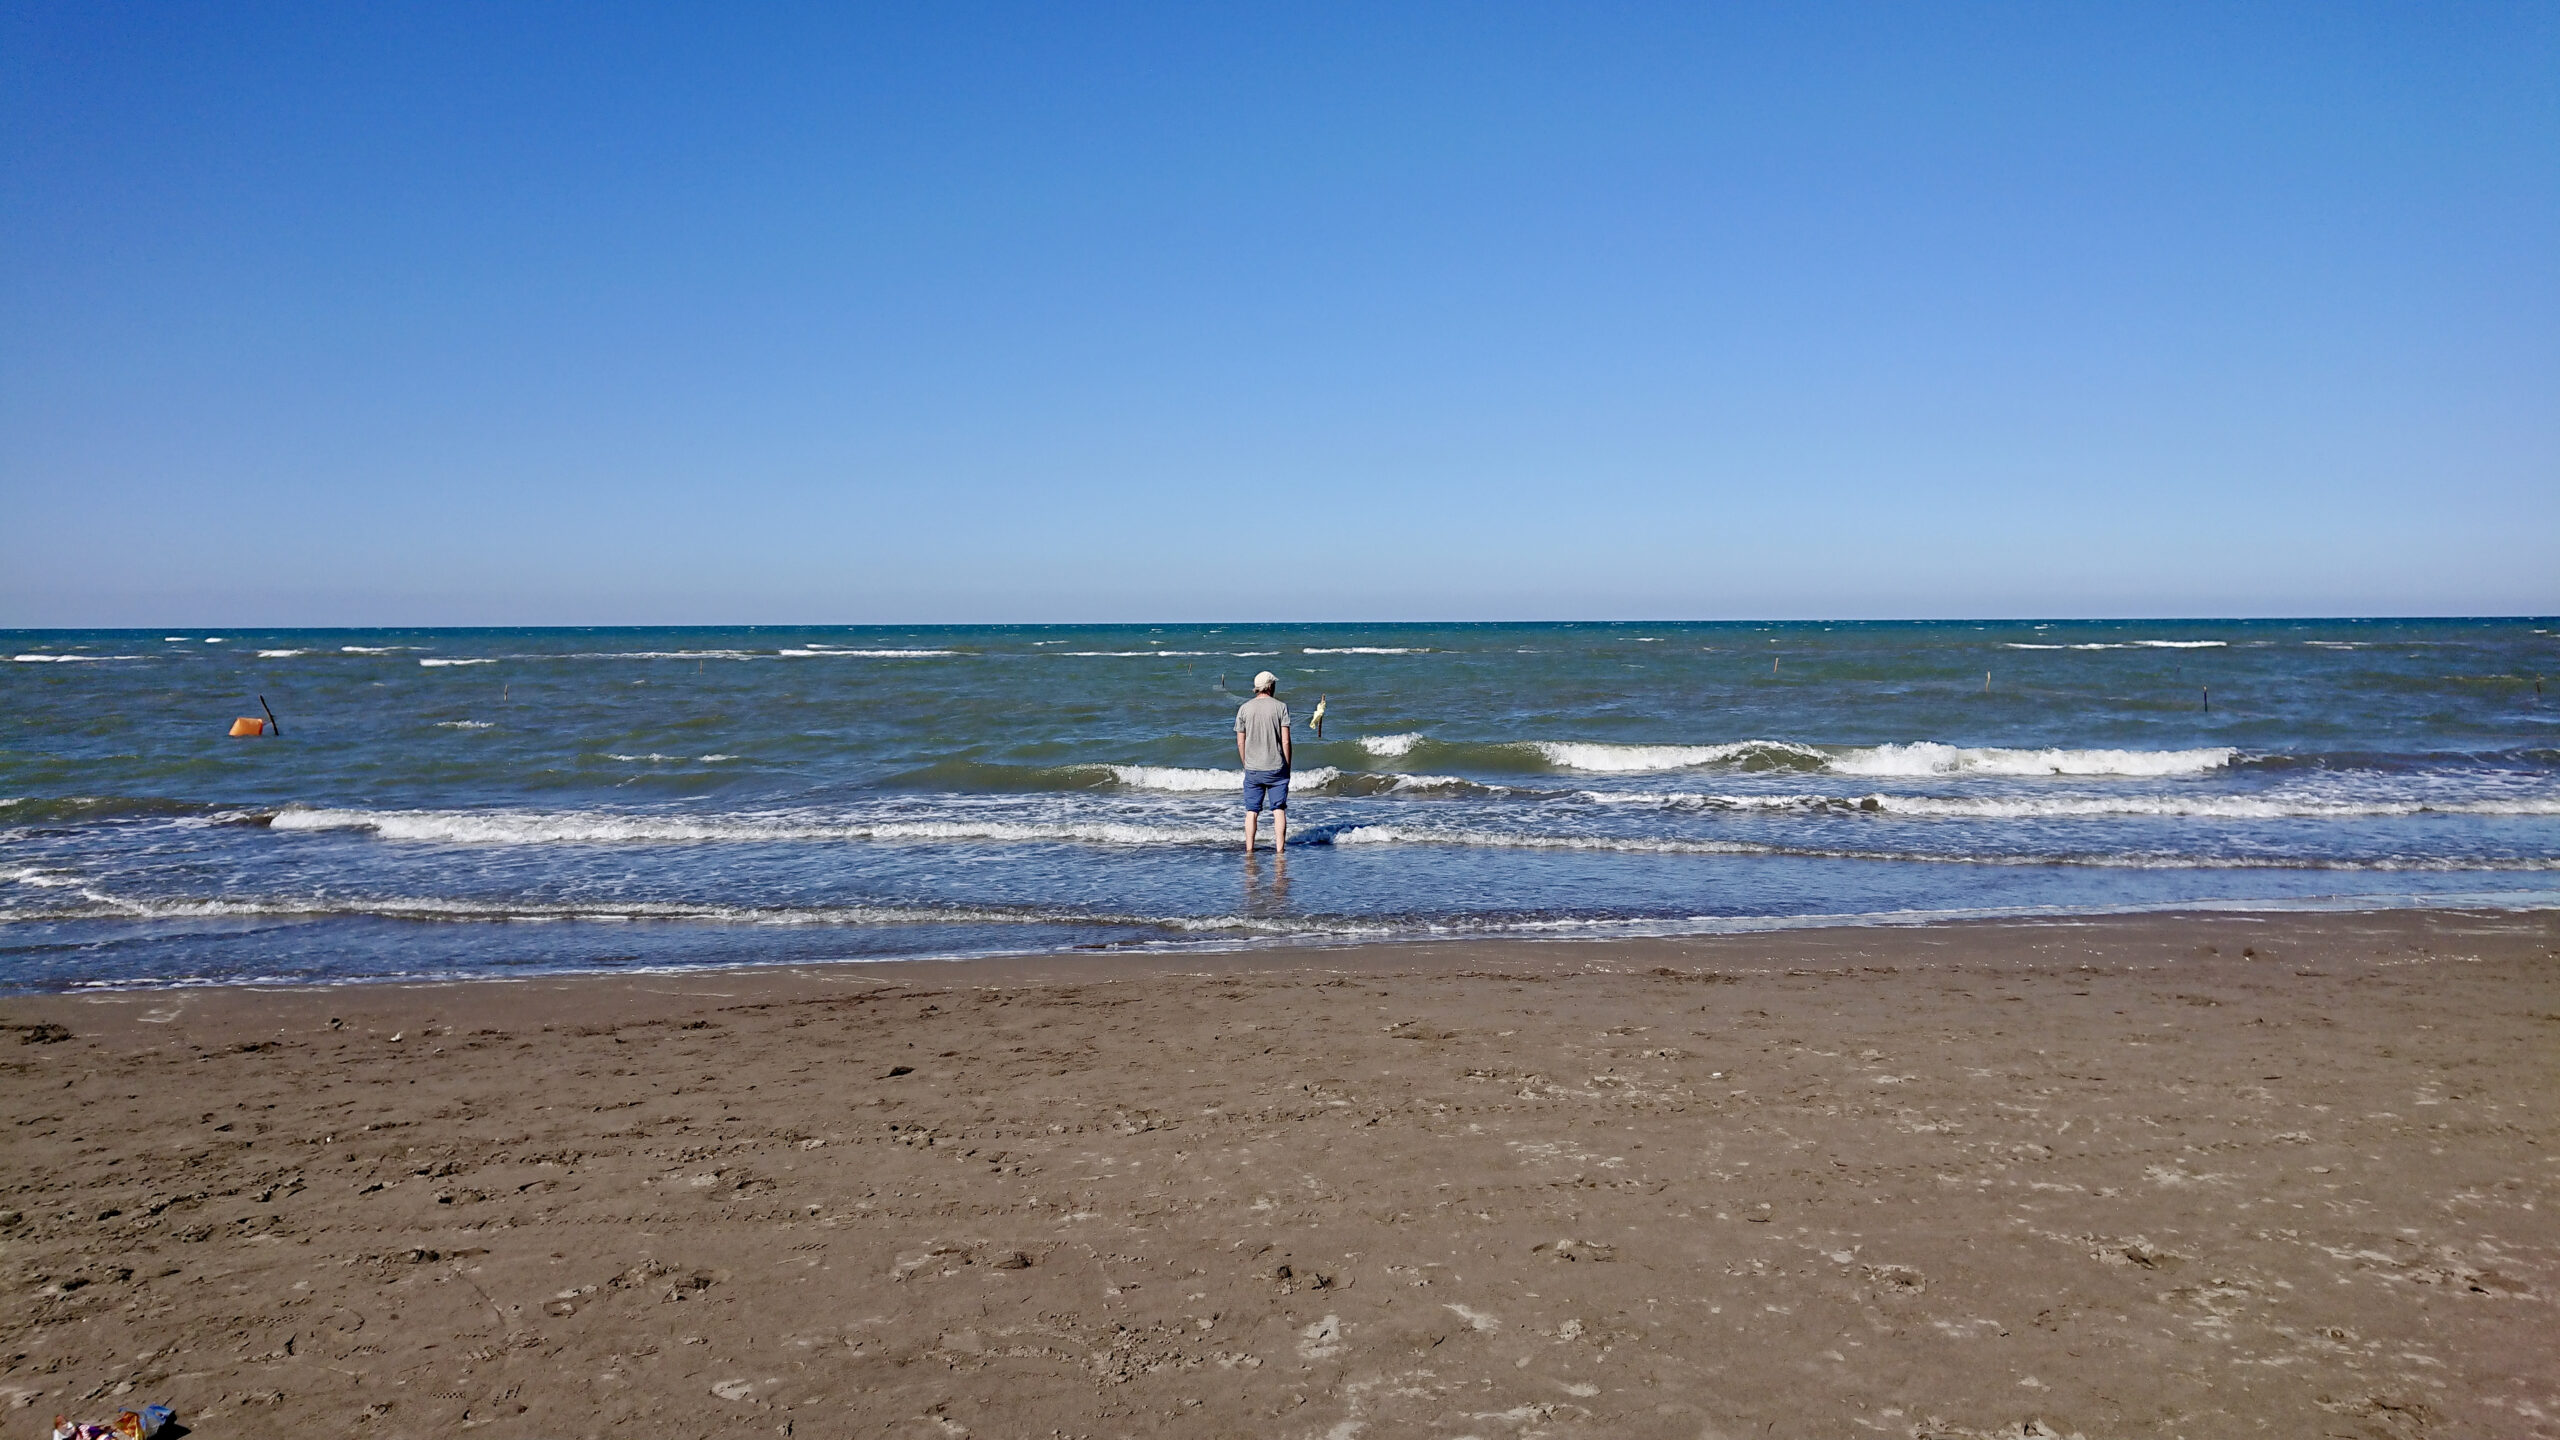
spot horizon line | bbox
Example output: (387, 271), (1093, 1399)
(5, 614), (2554, 632)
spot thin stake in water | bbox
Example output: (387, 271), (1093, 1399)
(258, 695), (281, 736)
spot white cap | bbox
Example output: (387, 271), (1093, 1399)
(1252, 670), (1279, 692)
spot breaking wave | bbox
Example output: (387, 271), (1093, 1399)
(1320, 825), (2560, 870)
(572, 650), (760, 661)
(1825, 743), (2237, 778)
(1581, 791), (2560, 820)
(1529, 740), (1826, 773)
(0, 890), (1450, 942)
(249, 805), (2560, 872)
(2, 865), (82, 888)
(1315, 736), (2240, 778)
(268, 806), (1242, 848)
(1093, 765), (1341, 793)
(0, 893), (1131, 929)
(778, 647), (958, 658)
(2002, 640), (2229, 651)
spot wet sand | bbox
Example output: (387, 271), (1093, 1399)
(3, 909), (2555, 1439)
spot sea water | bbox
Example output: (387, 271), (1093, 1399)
(3, 619), (2554, 989)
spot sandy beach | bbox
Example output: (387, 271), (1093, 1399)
(3, 909), (2554, 1438)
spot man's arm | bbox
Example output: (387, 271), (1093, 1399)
(1238, 724), (1250, 767)
(1279, 718), (1291, 768)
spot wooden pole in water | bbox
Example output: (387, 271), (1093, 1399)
(258, 695), (281, 736)
(1984, 671), (1991, 695)
(2202, 686), (2210, 712)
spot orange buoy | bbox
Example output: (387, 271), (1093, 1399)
(229, 717), (267, 737)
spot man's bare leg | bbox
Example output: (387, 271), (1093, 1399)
(1272, 806), (1287, 850)
(1243, 809), (1259, 852)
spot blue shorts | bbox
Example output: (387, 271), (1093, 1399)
(1242, 768), (1290, 812)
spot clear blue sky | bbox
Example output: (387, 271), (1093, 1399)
(4, 2), (2554, 625)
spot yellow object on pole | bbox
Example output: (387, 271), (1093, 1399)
(228, 717), (267, 737)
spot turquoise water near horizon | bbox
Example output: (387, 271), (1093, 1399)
(4, 618), (2556, 990)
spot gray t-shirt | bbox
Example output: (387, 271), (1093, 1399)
(1235, 694), (1291, 772)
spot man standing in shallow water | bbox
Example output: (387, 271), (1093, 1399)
(1236, 670), (1292, 853)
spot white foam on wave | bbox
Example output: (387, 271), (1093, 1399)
(778, 648), (957, 658)
(13, 653), (135, 663)
(1522, 738), (2238, 778)
(2002, 640), (2224, 651)
(861, 819), (1238, 845)
(576, 650), (759, 661)
(419, 657), (495, 667)
(1878, 793), (2560, 819)
(1360, 733), (1424, 758)
(1099, 765), (1238, 792)
(604, 753), (739, 764)
(1826, 743), (2237, 778)
(3, 893), (1116, 928)
(1331, 825), (1764, 855)
(2, 865), (82, 888)
(343, 646), (397, 654)
(1320, 825), (2560, 871)
(435, 720), (493, 730)
(1585, 790), (2560, 819)
(1099, 765), (1340, 793)
(1303, 646), (1425, 655)
(1580, 791), (1812, 811)
(268, 806), (1239, 848)
(1383, 773), (1482, 793)
(257, 649), (306, 658)
(1531, 740), (1824, 772)
(1054, 650), (1220, 657)
(0, 889), (1402, 939)
(271, 808), (798, 843)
